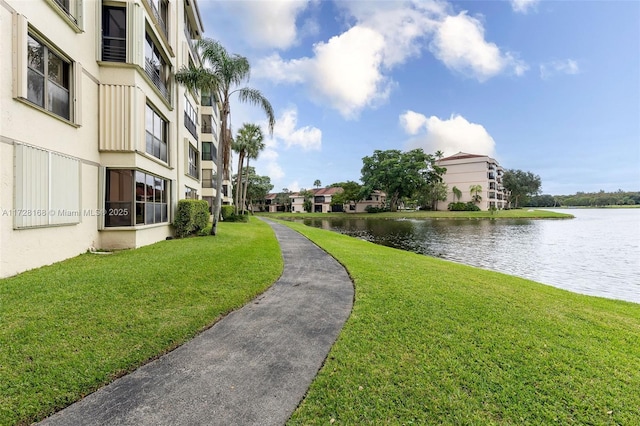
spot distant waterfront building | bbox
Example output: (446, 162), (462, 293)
(0, 0), (218, 278)
(436, 152), (509, 211)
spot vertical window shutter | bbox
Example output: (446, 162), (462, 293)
(14, 145), (49, 228)
(184, 138), (189, 176)
(74, 62), (83, 125)
(50, 153), (81, 225)
(13, 13), (28, 99)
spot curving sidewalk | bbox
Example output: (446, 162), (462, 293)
(39, 218), (354, 426)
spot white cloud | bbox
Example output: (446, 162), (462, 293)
(511, 0), (539, 14)
(399, 110), (429, 135)
(255, 2), (526, 118)
(402, 111), (496, 157)
(254, 107), (321, 189)
(213, 1), (312, 50)
(429, 12), (528, 81)
(287, 181), (301, 192)
(540, 59), (580, 80)
(259, 148), (285, 181)
(273, 108), (322, 150)
(254, 1), (447, 118)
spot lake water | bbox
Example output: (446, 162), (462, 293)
(299, 209), (640, 304)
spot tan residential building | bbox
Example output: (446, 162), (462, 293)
(0, 0), (211, 278)
(345, 190), (386, 213)
(290, 187), (344, 213)
(436, 152), (509, 211)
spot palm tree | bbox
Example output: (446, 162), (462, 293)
(240, 125), (265, 214)
(469, 184), (483, 204)
(452, 186), (462, 202)
(175, 38), (275, 235)
(232, 123), (262, 214)
(314, 179), (321, 188)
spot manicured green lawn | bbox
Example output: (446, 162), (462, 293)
(3, 215), (638, 425)
(0, 218), (282, 426)
(259, 208), (573, 220)
(281, 220), (640, 425)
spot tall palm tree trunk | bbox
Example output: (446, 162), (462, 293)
(241, 157), (251, 215)
(211, 100), (229, 235)
(234, 151), (245, 215)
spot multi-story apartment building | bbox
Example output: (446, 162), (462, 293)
(436, 152), (509, 211)
(290, 187), (343, 213)
(0, 0), (218, 278)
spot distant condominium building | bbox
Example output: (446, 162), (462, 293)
(0, 0), (221, 278)
(436, 152), (510, 211)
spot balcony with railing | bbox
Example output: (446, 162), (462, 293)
(54, 0), (78, 24)
(184, 112), (198, 140)
(184, 28), (198, 61)
(144, 58), (170, 102)
(488, 172), (496, 180)
(102, 37), (126, 62)
(145, 0), (168, 39)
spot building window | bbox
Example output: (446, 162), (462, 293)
(48, 0), (82, 27)
(105, 169), (168, 227)
(202, 142), (218, 161)
(184, 97), (198, 140)
(202, 168), (214, 188)
(145, 104), (168, 162)
(14, 145), (81, 228)
(27, 34), (71, 120)
(201, 114), (213, 133)
(144, 33), (170, 100)
(187, 143), (199, 179)
(185, 186), (198, 199)
(102, 5), (126, 62)
(201, 90), (214, 106)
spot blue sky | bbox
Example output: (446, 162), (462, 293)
(198, 0), (639, 195)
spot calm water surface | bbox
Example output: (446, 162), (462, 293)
(300, 209), (640, 304)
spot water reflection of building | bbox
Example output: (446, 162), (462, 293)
(436, 152), (510, 211)
(0, 0), (219, 277)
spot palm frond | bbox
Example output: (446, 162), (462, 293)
(237, 88), (276, 135)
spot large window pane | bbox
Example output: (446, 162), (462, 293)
(145, 104), (167, 162)
(48, 83), (70, 120)
(102, 6), (126, 62)
(27, 36), (44, 72)
(26, 34), (71, 119)
(27, 70), (45, 107)
(106, 169), (168, 227)
(47, 52), (67, 85)
(105, 170), (133, 226)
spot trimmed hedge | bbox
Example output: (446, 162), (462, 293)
(221, 205), (234, 220)
(174, 199), (210, 238)
(448, 201), (481, 211)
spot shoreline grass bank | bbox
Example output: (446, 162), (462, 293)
(0, 219), (282, 426)
(258, 208), (573, 220)
(280, 220), (640, 425)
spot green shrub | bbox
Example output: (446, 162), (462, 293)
(365, 205), (388, 213)
(221, 205), (234, 220)
(224, 213), (249, 222)
(198, 225), (212, 236)
(448, 202), (481, 211)
(174, 199), (210, 238)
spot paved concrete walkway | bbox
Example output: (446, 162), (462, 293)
(39, 219), (354, 426)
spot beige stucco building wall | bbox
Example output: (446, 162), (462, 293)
(436, 152), (508, 211)
(0, 0), (208, 278)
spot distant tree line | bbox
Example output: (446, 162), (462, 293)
(526, 190), (640, 207)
